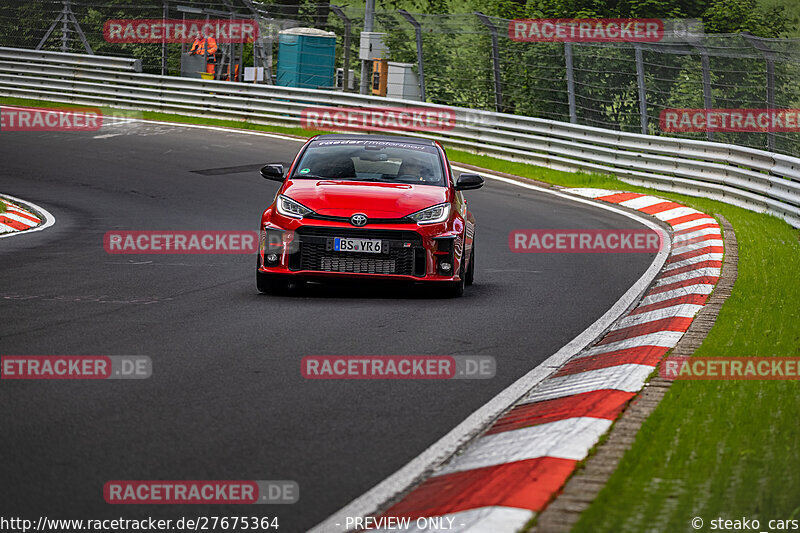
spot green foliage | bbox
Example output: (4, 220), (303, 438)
(703, 0), (789, 36)
(758, 0), (800, 36)
(2, 0), (798, 153)
(81, 6), (175, 75)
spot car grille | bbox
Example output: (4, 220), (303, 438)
(319, 255), (398, 274)
(290, 227), (425, 277)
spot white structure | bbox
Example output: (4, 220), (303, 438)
(359, 32), (386, 60)
(386, 62), (420, 101)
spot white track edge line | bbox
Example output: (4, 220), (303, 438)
(0, 111), (669, 531)
(309, 176), (671, 533)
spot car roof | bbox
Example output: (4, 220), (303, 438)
(311, 133), (438, 147)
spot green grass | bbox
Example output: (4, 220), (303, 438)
(444, 150), (627, 189)
(570, 205), (800, 533)
(0, 95), (329, 139)
(3, 95), (799, 527)
(445, 144), (800, 532)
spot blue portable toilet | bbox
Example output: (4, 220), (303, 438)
(277, 27), (336, 89)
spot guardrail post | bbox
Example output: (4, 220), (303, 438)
(742, 32), (777, 151)
(565, 42), (577, 124)
(398, 10), (426, 102)
(330, 5), (352, 92)
(634, 44), (648, 135)
(475, 12), (503, 113)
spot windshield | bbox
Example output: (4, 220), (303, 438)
(291, 139), (446, 186)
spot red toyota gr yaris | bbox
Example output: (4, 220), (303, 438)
(256, 134), (484, 297)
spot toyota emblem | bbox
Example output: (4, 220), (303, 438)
(350, 213), (368, 227)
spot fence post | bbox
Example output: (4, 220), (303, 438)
(742, 32), (776, 152)
(700, 50), (713, 141)
(360, 0), (375, 95)
(398, 10), (426, 102)
(765, 57), (776, 151)
(634, 44), (648, 135)
(689, 44), (715, 141)
(565, 42), (577, 124)
(330, 5), (352, 92)
(683, 32), (714, 141)
(242, 0), (273, 83)
(475, 12), (503, 113)
(37, 0), (92, 54)
(161, 1), (168, 75)
(60, 2), (69, 52)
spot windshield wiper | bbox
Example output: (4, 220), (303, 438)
(291, 175), (396, 183)
(342, 177), (395, 182)
(292, 173), (329, 180)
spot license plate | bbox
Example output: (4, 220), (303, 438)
(334, 237), (382, 254)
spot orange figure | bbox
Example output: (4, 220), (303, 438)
(190, 37), (218, 75)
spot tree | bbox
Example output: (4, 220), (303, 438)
(703, 0), (789, 37)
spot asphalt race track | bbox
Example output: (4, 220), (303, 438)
(1, 120), (656, 531)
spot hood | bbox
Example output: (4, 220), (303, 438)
(281, 179), (448, 218)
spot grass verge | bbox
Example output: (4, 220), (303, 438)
(569, 207), (800, 532)
(450, 145), (800, 532)
(3, 96), (799, 528)
(0, 96), (328, 138)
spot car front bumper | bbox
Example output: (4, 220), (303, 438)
(258, 219), (464, 282)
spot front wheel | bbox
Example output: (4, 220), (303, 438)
(465, 243), (475, 286)
(442, 277), (465, 298)
(257, 270), (291, 295)
(441, 254), (466, 298)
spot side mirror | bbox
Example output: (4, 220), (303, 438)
(455, 173), (484, 191)
(260, 164), (284, 181)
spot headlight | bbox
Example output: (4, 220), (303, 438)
(276, 194), (314, 219)
(407, 203), (450, 224)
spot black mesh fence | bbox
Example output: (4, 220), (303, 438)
(2, 1), (799, 157)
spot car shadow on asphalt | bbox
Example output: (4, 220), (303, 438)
(256, 280), (494, 300)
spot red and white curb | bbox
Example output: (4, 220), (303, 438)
(1, 198), (41, 233)
(368, 189), (722, 532)
(109, 120), (703, 533)
(0, 194), (54, 238)
(2, 113), (702, 532)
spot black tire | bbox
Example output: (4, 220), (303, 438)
(441, 253), (466, 298)
(444, 278), (465, 298)
(257, 271), (291, 294)
(256, 253), (291, 294)
(465, 242), (475, 286)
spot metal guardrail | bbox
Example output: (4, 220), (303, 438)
(0, 46), (141, 72)
(0, 46), (797, 228)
